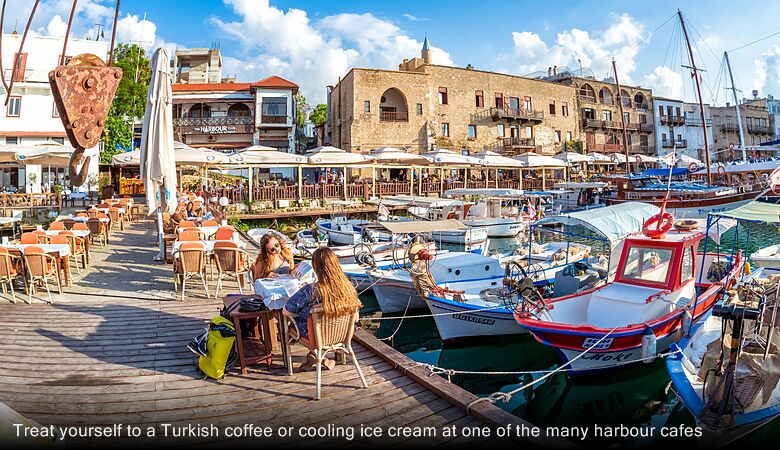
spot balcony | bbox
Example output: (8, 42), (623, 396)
(634, 102), (650, 111)
(747, 124), (773, 134)
(685, 118), (711, 127)
(582, 118), (601, 129)
(598, 97), (614, 106)
(602, 120), (625, 130)
(590, 143), (623, 151)
(379, 111), (408, 122)
(637, 145), (656, 154)
(720, 123), (741, 132)
(660, 115), (685, 126)
(173, 116), (254, 134)
(3, 68), (34, 83)
(625, 122), (640, 131)
(502, 137), (536, 148)
(579, 94), (597, 104)
(661, 139), (687, 148)
(639, 123), (654, 133)
(490, 107), (544, 122)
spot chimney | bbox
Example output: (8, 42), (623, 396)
(553, 65), (558, 75)
(753, 89), (759, 99)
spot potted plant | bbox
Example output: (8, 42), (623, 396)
(27, 173), (37, 193)
(97, 174), (112, 199)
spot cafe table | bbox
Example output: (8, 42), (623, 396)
(4, 243), (72, 287)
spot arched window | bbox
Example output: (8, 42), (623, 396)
(620, 89), (631, 107)
(598, 87), (613, 105)
(634, 93), (646, 109)
(379, 88), (408, 122)
(579, 84), (596, 102)
(187, 103), (211, 118)
(227, 103), (251, 117)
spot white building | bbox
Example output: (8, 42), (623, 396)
(653, 97), (691, 159)
(682, 102), (714, 162)
(0, 33), (105, 193)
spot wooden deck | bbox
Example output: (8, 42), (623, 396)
(0, 219), (571, 448)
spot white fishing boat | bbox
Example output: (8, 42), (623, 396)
(667, 267), (780, 445)
(440, 188), (539, 238)
(751, 244), (780, 269)
(314, 217), (389, 246)
(422, 203), (664, 341)
(247, 228), (293, 249)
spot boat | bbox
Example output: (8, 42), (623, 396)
(314, 217), (389, 246)
(247, 228), (293, 250)
(550, 181), (609, 213)
(514, 209), (744, 375)
(667, 267), (780, 445)
(751, 244), (780, 269)
(439, 188), (539, 238)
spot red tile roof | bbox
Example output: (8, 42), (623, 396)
(172, 83), (252, 92)
(251, 75), (299, 90)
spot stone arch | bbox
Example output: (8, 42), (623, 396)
(634, 92), (646, 107)
(620, 89), (631, 107)
(187, 103), (211, 118)
(598, 87), (613, 104)
(579, 83), (596, 99)
(227, 103), (251, 117)
(379, 88), (408, 121)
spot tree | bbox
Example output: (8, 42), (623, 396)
(294, 92), (306, 129)
(101, 116), (132, 164)
(101, 43), (150, 163)
(310, 104), (327, 127)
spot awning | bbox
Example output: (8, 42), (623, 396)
(444, 188), (525, 198)
(641, 168), (693, 177)
(533, 202), (661, 245)
(376, 219), (468, 234)
(710, 200), (780, 224)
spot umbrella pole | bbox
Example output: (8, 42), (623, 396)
(153, 186), (165, 261)
(542, 169), (546, 190)
(409, 166), (414, 195)
(297, 165), (303, 203)
(371, 166), (376, 199)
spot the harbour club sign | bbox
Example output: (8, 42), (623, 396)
(193, 125), (237, 134)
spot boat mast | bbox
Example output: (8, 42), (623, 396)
(724, 51), (748, 161)
(678, 10), (712, 185)
(612, 59), (631, 175)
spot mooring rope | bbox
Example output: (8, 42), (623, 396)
(375, 294), (414, 343)
(359, 303), (506, 322)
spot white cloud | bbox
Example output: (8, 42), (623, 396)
(403, 14), (427, 22)
(211, 0), (452, 103)
(501, 14), (645, 83)
(46, 15), (67, 38)
(754, 44), (780, 98)
(643, 66), (684, 99)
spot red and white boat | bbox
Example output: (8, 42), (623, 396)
(514, 210), (744, 375)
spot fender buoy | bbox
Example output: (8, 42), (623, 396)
(610, 153), (618, 163)
(635, 154), (642, 163)
(642, 212), (674, 239)
(688, 162), (698, 172)
(772, 184), (780, 195)
(744, 261), (751, 276)
(718, 165), (726, 175)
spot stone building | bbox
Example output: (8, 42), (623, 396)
(172, 48), (224, 84)
(710, 100), (774, 161)
(550, 73), (655, 156)
(328, 38), (579, 156)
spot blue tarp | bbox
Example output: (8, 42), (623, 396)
(640, 168), (692, 177)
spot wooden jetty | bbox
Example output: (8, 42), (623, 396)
(0, 218), (572, 448)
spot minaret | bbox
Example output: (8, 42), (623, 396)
(421, 35), (432, 65)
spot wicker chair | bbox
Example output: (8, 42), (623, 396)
(22, 245), (61, 304)
(86, 218), (107, 247)
(201, 219), (218, 227)
(63, 219), (76, 230)
(173, 242), (209, 301)
(214, 226), (236, 241)
(178, 230), (203, 241)
(60, 231), (87, 272)
(290, 305), (367, 400)
(0, 247), (24, 304)
(73, 223), (88, 231)
(76, 212), (89, 218)
(108, 207), (123, 231)
(20, 233), (38, 245)
(48, 222), (65, 231)
(211, 241), (249, 297)
(178, 220), (196, 229)
(87, 209), (98, 219)
(32, 230), (49, 245)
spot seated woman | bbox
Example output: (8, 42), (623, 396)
(185, 202), (197, 218)
(283, 247), (362, 370)
(250, 233), (296, 279)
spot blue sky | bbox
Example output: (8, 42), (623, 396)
(11, 1), (780, 104)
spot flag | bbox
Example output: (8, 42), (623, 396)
(526, 200), (536, 218)
(662, 151), (677, 166)
(691, 71), (702, 86)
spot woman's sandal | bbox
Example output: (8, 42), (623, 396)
(298, 354), (316, 372)
(321, 358), (336, 370)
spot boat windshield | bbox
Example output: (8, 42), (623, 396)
(621, 246), (673, 284)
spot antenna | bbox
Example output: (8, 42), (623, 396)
(94, 23), (105, 41)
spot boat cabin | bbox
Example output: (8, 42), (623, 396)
(430, 252), (504, 283)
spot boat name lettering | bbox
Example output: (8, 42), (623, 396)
(582, 337), (613, 350)
(580, 352), (633, 362)
(452, 314), (495, 326)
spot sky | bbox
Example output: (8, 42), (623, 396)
(7, 0), (780, 105)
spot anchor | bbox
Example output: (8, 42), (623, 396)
(49, 54), (123, 187)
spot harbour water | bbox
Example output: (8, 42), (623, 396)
(359, 220), (780, 446)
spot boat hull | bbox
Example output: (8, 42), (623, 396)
(461, 218), (525, 238)
(431, 227), (489, 245)
(425, 295), (526, 341)
(371, 280), (428, 313)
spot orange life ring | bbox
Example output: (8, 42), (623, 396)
(718, 165), (726, 175)
(772, 184), (780, 195)
(688, 162), (698, 172)
(643, 212), (674, 239)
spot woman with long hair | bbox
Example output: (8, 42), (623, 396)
(250, 232), (296, 279)
(283, 247), (362, 370)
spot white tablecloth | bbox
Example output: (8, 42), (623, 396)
(91, 207), (125, 214)
(56, 215), (110, 223)
(5, 243), (71, 257)
(177, 226), (219, 237)
(44, 229), (90, 237)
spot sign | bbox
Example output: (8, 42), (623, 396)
(193, 125), (237, 134)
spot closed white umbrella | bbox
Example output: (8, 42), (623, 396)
(555, 152), (593, 163)
(370, 147), (429, 165)
(513, 152), (567, 167)
(588, 152), (616, 164)
(140, 47), (177, 261)
(111, 149), (141, 166)
(472, 150), (526, 167)
(228, 146), (306, 165)
(306, 146), (373, 165)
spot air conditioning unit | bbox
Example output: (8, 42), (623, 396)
(275, 199), (290, 208)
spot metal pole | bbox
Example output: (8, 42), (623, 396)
(612, 58), (631, 175)
(724, 51), (747, 162)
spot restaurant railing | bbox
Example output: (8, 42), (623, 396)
(490, 107), (544, 122)
(379, 111), (409, 122)
(0, 193), (62, 211)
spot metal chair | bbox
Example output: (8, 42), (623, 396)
(290, 305), (367, 400)
(173, 241), (210, 301)
(211, 241), (249, 297)
(22, 245), (61, 304)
